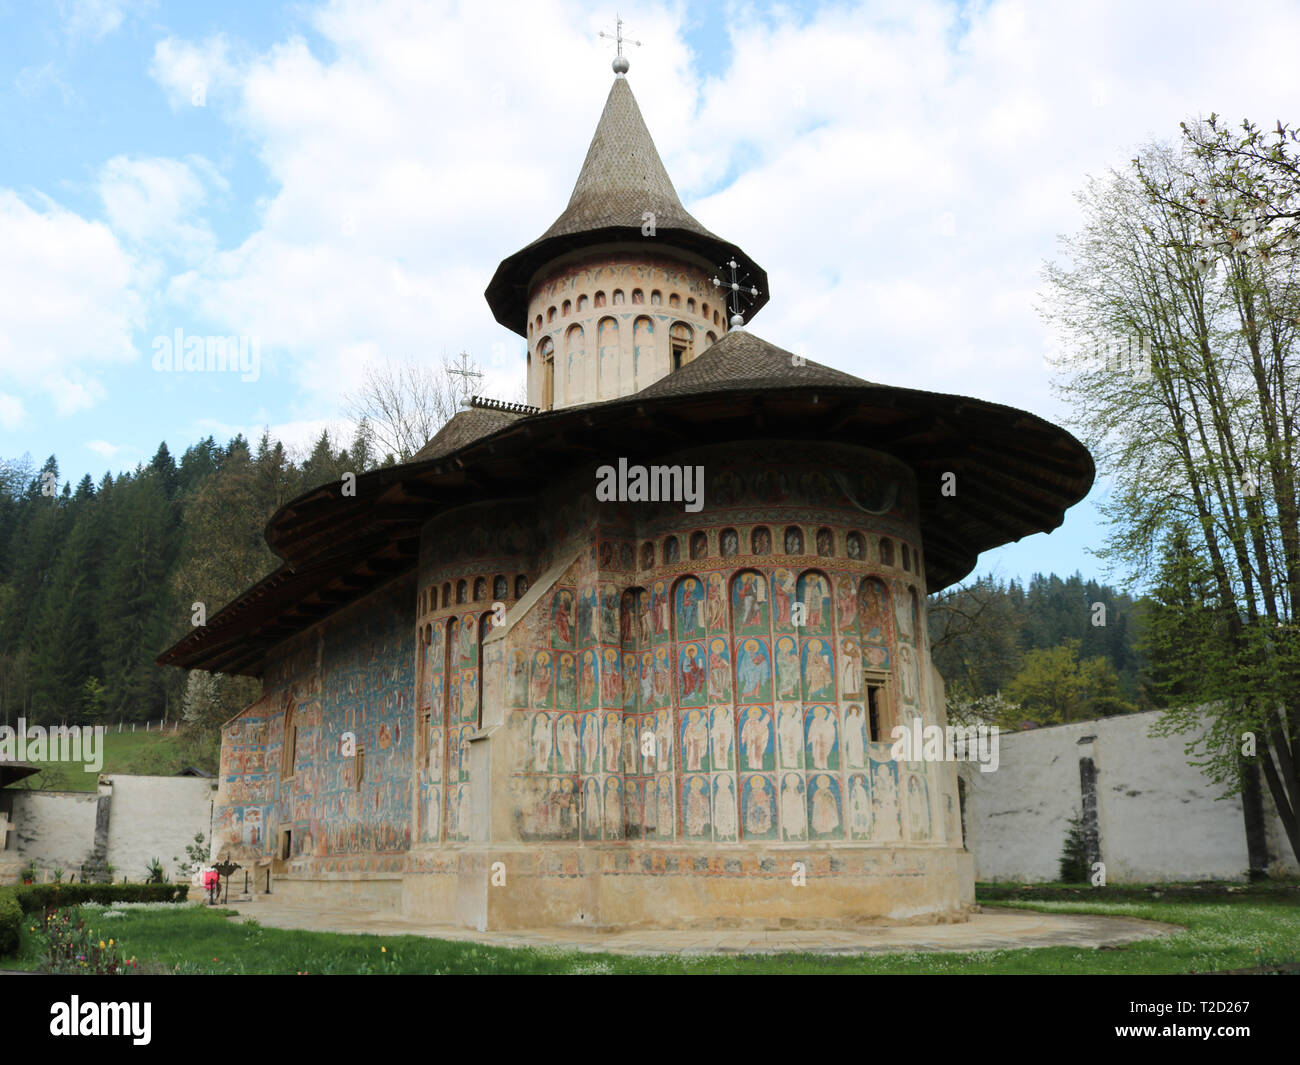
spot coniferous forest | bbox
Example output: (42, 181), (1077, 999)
(0, 426), (384, 735)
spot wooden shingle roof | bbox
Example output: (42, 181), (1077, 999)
(485, 76), (768, 335)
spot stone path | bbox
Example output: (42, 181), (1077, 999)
(226, 900), (1179, 956)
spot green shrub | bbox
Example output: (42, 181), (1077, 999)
(12, 882), (189, 914)
(0, 888), (22, 957)
(1059, 811), (1092, 883)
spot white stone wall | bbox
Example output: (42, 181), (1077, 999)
(105, 775), (216, 882)
(9, 790), (101, 876)
(5, 775), (214, 882)
(958, 710), (1300, 883)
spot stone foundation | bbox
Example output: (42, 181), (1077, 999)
(393, 844), (974, 931)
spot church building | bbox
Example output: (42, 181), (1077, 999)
(159, 54), (1093, 929)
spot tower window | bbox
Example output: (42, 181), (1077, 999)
(539, 337), (555, 410)
(670, 322), (693, 370)
(613, 289), (625, 305)
(867, 685), (885, 742)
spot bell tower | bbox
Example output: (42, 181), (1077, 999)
(485, 52), (768, 410)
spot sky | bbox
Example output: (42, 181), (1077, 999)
(2, 0), (1298, 591)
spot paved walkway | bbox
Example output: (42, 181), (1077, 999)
(226, 900), (1179, 956)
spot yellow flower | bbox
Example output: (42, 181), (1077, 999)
(381, 946), (386, 953)
(108, 939), (114, 947)
(99, 940), (105, 949)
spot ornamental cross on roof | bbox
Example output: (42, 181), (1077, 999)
(599, 14), (641, 75)
(446, 351), (483, 408)
(712, 257), (762, 329)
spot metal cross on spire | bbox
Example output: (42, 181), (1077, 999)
(599, 13), (641, 75)
(712, 257), (761, 330)
(446, 351), (483, 409)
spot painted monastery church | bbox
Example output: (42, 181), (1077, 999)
(160, 59), (1093, 929)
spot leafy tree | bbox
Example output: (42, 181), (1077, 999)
(1042, 120), (1300, 863)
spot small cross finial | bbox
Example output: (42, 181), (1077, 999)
(599, 14), (641, 75)
(446, 351), (484, 408)
(711, 256), (761, 330)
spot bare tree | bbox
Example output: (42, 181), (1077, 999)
(342, 354), (482, 463)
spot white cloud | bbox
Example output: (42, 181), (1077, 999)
(132, 0), (1300, 438)
(98, 154), (223, 254)
(58, 0), (147, 40)
(0, 190), (141, 414)
(149, 35), (240, 110)
(86, 439), (124, 458)
(0, 393), (24, 430)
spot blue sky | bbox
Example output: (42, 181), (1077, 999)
(2, 0), (1297, 592)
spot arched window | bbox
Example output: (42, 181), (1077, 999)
(650, 289), (662, 305)
(687, 297), (696, 313)
(473, 576), (487, 601)
(901, 543), (911, 572)
(493, 575), (508, 601)
(701, 301), (709, 319)
(456, 580), (467, 604)
(751, 526), (771, 554)
(577, 294), (589, 312)
(535, 314), (543, 333)
(670, 322), (693, 370)
(641, 542), (655, 569)
(632, 288), (644, 304)
(880, 537), (895, 567)
(442, 582), (451, 608)
(539, 337), (555, 410)
(613, 289), (625, 305)
(662, 536), (680, 564)
(846, 532), (864, 560)
(547, 306), (556, 323)
(816, 528), (834, 557)
(720, 528), (739, 557)
(562, 299), (572, 317)
(595, 290), (606, 308)
(669, 293), (680, 308)
(690, 531), (708, 560)
(714, 309), (720, 326)
(784, 526), (804, 555)
(705, 331), (717, 347)
(515, 574), (529, 599)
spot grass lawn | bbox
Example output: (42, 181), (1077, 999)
(3, 883), (1297, 974)
(7, 730), (195, 791)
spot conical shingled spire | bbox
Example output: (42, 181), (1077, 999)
(485, 76), (768, 335)
(539, 76), (718, 243)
